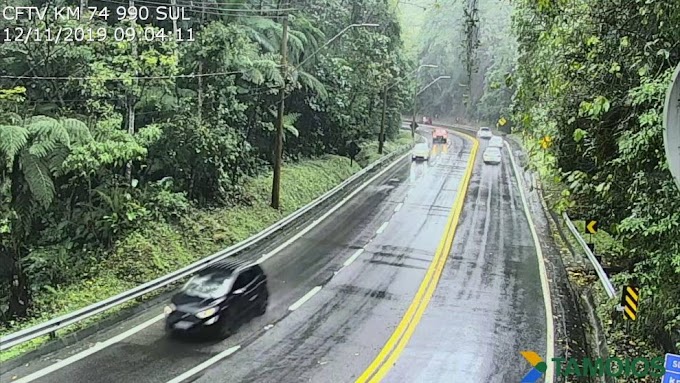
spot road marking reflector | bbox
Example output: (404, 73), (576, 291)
(394, 203), (403, 212)
(289, 286), (322, 311)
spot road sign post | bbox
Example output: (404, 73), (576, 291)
(662, 353), (680, 383)
(621, 285), (640, 321)
(586, 219), (598, 234)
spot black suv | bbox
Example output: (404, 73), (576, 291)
(164, 258), (268, 338)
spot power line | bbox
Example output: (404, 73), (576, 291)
(98, 0), (295, 16)
(0, 70), (253, 80)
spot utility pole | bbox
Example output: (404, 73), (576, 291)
(170, 0), (178, 35)
(379, 86), (387, 154)
(125, 0), (138, 181)
(411, 83), (417, 139)
(197, 0), (205, 123)
(271, 12), (289, 209)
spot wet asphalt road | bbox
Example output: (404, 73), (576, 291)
(2, 129), (547, 383)
(381, 136), (546, 382)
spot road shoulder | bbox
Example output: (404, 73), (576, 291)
(504, 135), (593, 383)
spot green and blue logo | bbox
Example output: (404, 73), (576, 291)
(520, 351), (666, 382)
(521, 351), (547, 382)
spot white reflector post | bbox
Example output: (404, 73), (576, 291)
(664, 63), (680, 193)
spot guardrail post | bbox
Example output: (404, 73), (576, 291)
(49, 331), (56, 340)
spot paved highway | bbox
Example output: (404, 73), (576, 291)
(1, 127), (549, 383)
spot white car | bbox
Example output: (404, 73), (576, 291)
(412, 142), (430, 161)
(489, 136), (503, 148)
(483, 147), (502, 164)
(477, 127), (493, 139)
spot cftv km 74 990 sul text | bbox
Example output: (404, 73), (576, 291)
(0, 5), (191, 22)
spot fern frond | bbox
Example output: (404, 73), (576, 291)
(283, 113), (299, 138)
(19, 152), (55, 208)
(0, 124), (29, 162)
(289, 30), (308, 47)
(297, 71), (328, 100)
(242, 67), (266, 85)
(47, 146), (71, 176)
(62, 118), (93, 146)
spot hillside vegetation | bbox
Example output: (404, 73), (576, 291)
(0, 0), (414, 341)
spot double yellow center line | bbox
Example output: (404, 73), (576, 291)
(355, 132), (479, 383)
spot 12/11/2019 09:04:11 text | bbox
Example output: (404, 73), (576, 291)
(1, 26), (195, 43)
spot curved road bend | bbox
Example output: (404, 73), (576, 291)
(378, 132), (547, 382)
(1, 129), (466, 383)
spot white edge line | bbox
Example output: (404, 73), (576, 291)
(164, 345), (241, 383)
(376, 221), (389, 235)
(504, 141), (555, 383)
(343, 248), (365, 267)
(257, 152), (410, 265)
(12, 151), (411, 382)
(288, 286), (322, 311)
(394, 202), (403, 212)
(13, 314), (165, 383)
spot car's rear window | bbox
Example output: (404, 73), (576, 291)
(480, 127), (490, 131)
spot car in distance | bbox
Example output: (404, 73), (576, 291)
(477, 127), (493, 139)
(489, 136), (503, 148)
(412, 142), (430, 161)
(483, 147), (502, 164)
(432, 128), (448, 144)
(164, 258), (268, 338)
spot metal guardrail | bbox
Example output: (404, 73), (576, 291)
(562, 212), (617, 299)
(0, 144), (411, 352)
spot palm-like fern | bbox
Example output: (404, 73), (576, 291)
(0, 116), (92, 209)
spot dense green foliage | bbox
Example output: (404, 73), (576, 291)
(406, 0), (516, 123)
(511, 0), (680, 351)
(0, 0), (413, 330)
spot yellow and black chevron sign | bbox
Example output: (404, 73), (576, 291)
(621, 286), (640, 320)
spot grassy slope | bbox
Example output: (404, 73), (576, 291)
(510, 133), (663, 383)
(0, 132), (413, 361)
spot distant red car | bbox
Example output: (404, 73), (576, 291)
(432, 128), (448, 144)
(426, 117), (433, 124)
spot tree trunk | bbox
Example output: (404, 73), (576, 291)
(197, 1), (205, 123)
(6, 160), (31, 318)
(6, 244), (30, 318)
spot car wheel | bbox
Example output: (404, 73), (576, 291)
(256, 290), (268, 317)
(217, 315), (234, 339)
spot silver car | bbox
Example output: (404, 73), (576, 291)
(483, 147), (502, 164)
(489, 136), (503, 148)
(477, 127), (493, 139)
(412, 142), (430, 161)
